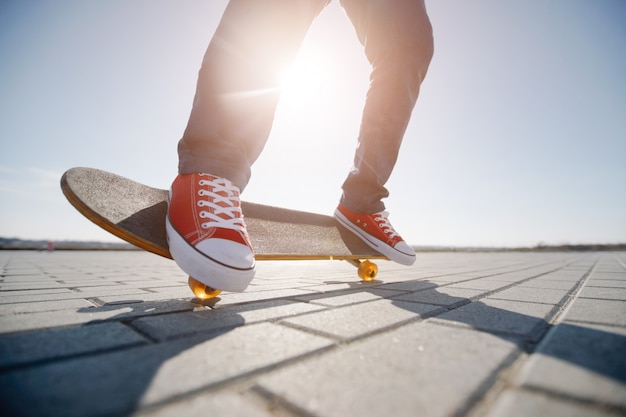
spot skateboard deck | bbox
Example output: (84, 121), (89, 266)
(61, 167), (386, 297)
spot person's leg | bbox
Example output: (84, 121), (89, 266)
(178, 0), (330, 190)
(169, 0), (330, 292)
(339, 0), (434, 213)
(335, 0), (434, 265)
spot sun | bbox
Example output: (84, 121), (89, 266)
(279, 54), (329, 108)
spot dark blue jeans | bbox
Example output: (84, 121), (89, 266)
(178, 0), (433, 213)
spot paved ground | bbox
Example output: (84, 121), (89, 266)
(0, 250), (624, 417)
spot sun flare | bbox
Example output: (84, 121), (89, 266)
(279, 55), (329, 107)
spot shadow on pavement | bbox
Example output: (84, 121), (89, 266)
(0, 300), (244, 417)
(0, 279), (624, 417)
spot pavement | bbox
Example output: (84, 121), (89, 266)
(0, 250), (625, 417)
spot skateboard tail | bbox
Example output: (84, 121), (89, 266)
(60, 169), (172, 260)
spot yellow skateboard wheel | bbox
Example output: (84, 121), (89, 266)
(357, 260), (378, 282)
(188, 277), (222, 300)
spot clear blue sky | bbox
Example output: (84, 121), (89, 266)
(1, 0), (625, 247)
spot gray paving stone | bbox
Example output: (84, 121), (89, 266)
(1, 275), (60, 283)
(477, 269), (556, 283)
(133, 390), (277, 417)
(72, 286), (154, 298)
(290, 280), (380, 293)
(518, 278), (583, 290)
(148, 285), (196, 294)
(0, 287), (73, 299)
(97, 288), (195, 304)
(433, 298), (555, 340)
(132, 299), (326, 341)
(118, 280), (185, 288)
(0, 288), (151, 305)
(587, 271), (626, 280)
(0, 322), (332, 417)
(207, 288), (317, 306)
(390, 286), (484, 307)
(294, 288), (404, 307)
(561, 298), (626, 326)
(52, 279), (120, 287)
(0, 298), (95, 315)
(0, 322), (148, 369)
(488, 286), (570, 305)
(448, 279), (513, 291)
(0, 299), (196, 334)
(375, 279), (439, 292)
(589, 272), (626, 279)
(256, 321), (520, 417)
(578, 286), (626, 301)
(279, 299), (441, 341)
(247, 280), (326, 291)
(0, 282), (64, 291)
(529, 270), (588, 282)
(485, 389), (624, 417)
(413, 273), (483, 283)
(104, 275), (161, 282)
(584, 279), (626, 288)
(515, 322), (626, 408)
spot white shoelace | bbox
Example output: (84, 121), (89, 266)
(196, 176), (245, 232)
(374, 211), (399, 239)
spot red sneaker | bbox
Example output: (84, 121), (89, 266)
(334, 203), (416, 266)
(166, 173), (255, 292)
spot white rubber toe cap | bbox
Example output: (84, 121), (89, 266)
(196, 238), (255, 270)
(393, 241), (416, 266)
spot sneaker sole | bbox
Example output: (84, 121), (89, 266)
(334, 209), (416, 266)
(166, 217), (255, 292)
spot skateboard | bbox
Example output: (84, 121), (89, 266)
(60, 167), (387, 300)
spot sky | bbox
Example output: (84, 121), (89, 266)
(1, 0), (625, 248)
